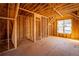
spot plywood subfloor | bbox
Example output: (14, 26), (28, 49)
(0, 36), (79, 56)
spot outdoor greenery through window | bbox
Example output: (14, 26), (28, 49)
(57, 19), (71, 34)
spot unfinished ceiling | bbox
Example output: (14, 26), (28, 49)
(20, 3), (79, 17)
(0, 3), (79, 18)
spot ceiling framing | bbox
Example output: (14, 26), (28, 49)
(0, 3), (79, 19)
(20, 3), (79, 18)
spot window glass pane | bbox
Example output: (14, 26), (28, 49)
(64, 20), (71, 34)
(64, 26), (71, 30)
(57, 20), (64, 26)
(64, 20), (71, 26)
(57, 19), (71, 34)
(64, 30), (71, 34)
(57, 27), (63, 33)
(57, 20), (64, 33)
(64, 27), (71, 34)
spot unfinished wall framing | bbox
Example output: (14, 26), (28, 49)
(49, 14), (79, 40)
(0, 3), (22, 53)
(34, 14), (49, 41)
(17, 10), (34, 46)
(1, 3), (79, 53)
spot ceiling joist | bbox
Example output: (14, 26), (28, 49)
(19, 8), (48, 18)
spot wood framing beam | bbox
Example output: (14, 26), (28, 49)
(33, 4), (42, 12)
(53, 8), (63, 17)
(70, 12), (79, 20)
(49, 12), (79, 25)
(34, 14), (36, 42)
(48, 3), (52, 14)
(14, 4), (20, 19)
(48, 18), (54, 24)
(55, 4), (66, 9)
(23, 4), (27, 8)
(20, 4), (25, 8)
(7, 4), (10, 50)
(56, 4), (74, 10)
(23, 4), (29, 8)
(24, 3), (33, 9)
(0, 16), (14, 20)
(7, 20), (9, 50)
(19, 8), (48, 18)
(19, 8), (34, 14)
(37, 4), (49, 12)
(29, 4), (38, 11)
(39, 10), (51, 17)
(56, 4), (79, 12)
(14, 3), (20, 48)
(60, 5), (79, 13)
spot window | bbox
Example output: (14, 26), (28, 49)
(57, 19), (71, 34)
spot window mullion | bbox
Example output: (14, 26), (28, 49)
(63, 20), (65, 34)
